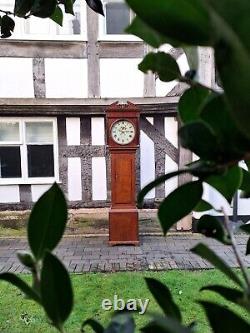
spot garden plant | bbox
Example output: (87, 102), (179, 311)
(1, 0), (250, 332)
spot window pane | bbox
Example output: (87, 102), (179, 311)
(28, 145), (54, 177)
(106, 2), (130, 34)
(0, 146), (21, 178)
(26, 122), (53, 143)
(0, 122), (20, 142)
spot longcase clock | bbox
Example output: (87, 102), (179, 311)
(106, 102), (140, 246)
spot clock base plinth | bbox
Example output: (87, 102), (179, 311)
(109, 208), (139, 246)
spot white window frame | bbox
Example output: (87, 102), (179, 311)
(0, 117), (59, 185)
(98, 0), (140, 41)
(3, 1), (87, 41)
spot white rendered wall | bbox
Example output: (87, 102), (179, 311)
(31, 184), (51, 202)
(0, 186), (20, 203)
(0, 58), (34, 98)
(164, 118), (178, 196)
(68, 158), (82, 201)
(140, 117), (155, 199)
(45, 59), (88, 98)
(92, 157), (107, 200)
(66, 118), (81, 145)
(100, 58), (144, 98)
(91, 118), (105, 145)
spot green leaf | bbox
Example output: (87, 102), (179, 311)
(183, 47), (199, 71)
(239, 169), (250, 198)
(158, 181), (203, 235)
(0, 273), (41, 304)
(246, 237), (250, 256)
(205, 1), (250, 139)
(105, 313), (135, 333)
(199, 301), (250, 333)
(142, 315), (192, 333)
(194, 200), (213, 212)
(178, 121), (219, 160)
(41, 252), (73, 330)
(201, 95), (250, 159)
(63, 0), (74, 15)
(85, 0), (104, 16)
(81, 319), (104, 333)
(28, 183), (68, 260)
(139, 52), (181, 82)
(125, 0), (211, 46)
(240, 224), (250, 234)
(201, 285), (245, 305)
(196, 215), (232, 245)
(191, 243), (244, 287)
(206, 166), (242, 203)
(126, 17), (176, 48)
(1, 15), (15, 38)
(138, 170), (187, 208)
(31, 0), (57, 18)
(17, 251), (36, 269)
(50, 6), (63, 26)
(14, 0), (34, 17)
(145, 278), (181, 321)
(178, 86), (211, 124)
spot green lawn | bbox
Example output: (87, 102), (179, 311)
(0, 270), (248, 333)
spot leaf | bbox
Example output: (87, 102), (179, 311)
(105, 313), (135, 333)
(17, 251), (36, 269)
(201, 95), (250, 159)
(41, 252), (73, 330)
(138, 170), (187, 208)
(178, 86), (211, 124)
(178, 121), (219, 160)
(0, 273), (41, 304)
(239, 169), (250, 198)
(158, 181), (203, 235)
(50, 6), (63, 26)
(196, 215), (232, 245)
(31, 0), (57, 18)
(125, 0), (211, 46)
(201, 285), (245, 305)
(191, 243), (244, 287)
(183, 47), (199, 71)
(81, 319), (104, 333)
(246, 238), (250, 256)
(205, 1), (250, 139)
(63, 0), (74, 15)
(14, 0), (34, 17)
(139, 52), (181, 82)
(1, 15), (15, 38)
(205, 166), (242, 203)
(145, 278), (181, 321)
(85, 0), (104, 16)
(28, 183), (68, 260)
(194, 200), (213, 212)
(141, 315), (192, 333)
(126, 16), (176, 48)
(240, 224), (250, 234)
(199, 301), (250, 333)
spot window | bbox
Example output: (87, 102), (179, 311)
(0, 118), (58, 184)
(99, 0), (137, 40)
(2, 0), (86, 40)
(106, 2), (130, 34)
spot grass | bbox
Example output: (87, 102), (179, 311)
(0, 270), (249, 333)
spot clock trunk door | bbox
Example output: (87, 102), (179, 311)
(111, 153), (135, 206)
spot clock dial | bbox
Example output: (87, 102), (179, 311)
(111, 120), (136, 145)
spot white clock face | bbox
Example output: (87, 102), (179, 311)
(111, 120), (136, 145)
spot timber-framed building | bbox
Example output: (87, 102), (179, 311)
(0, 0), (248, 230)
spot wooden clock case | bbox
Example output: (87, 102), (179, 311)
(106, 102), (140, 246)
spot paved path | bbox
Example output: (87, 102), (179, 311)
(0, 234), (249, 273)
